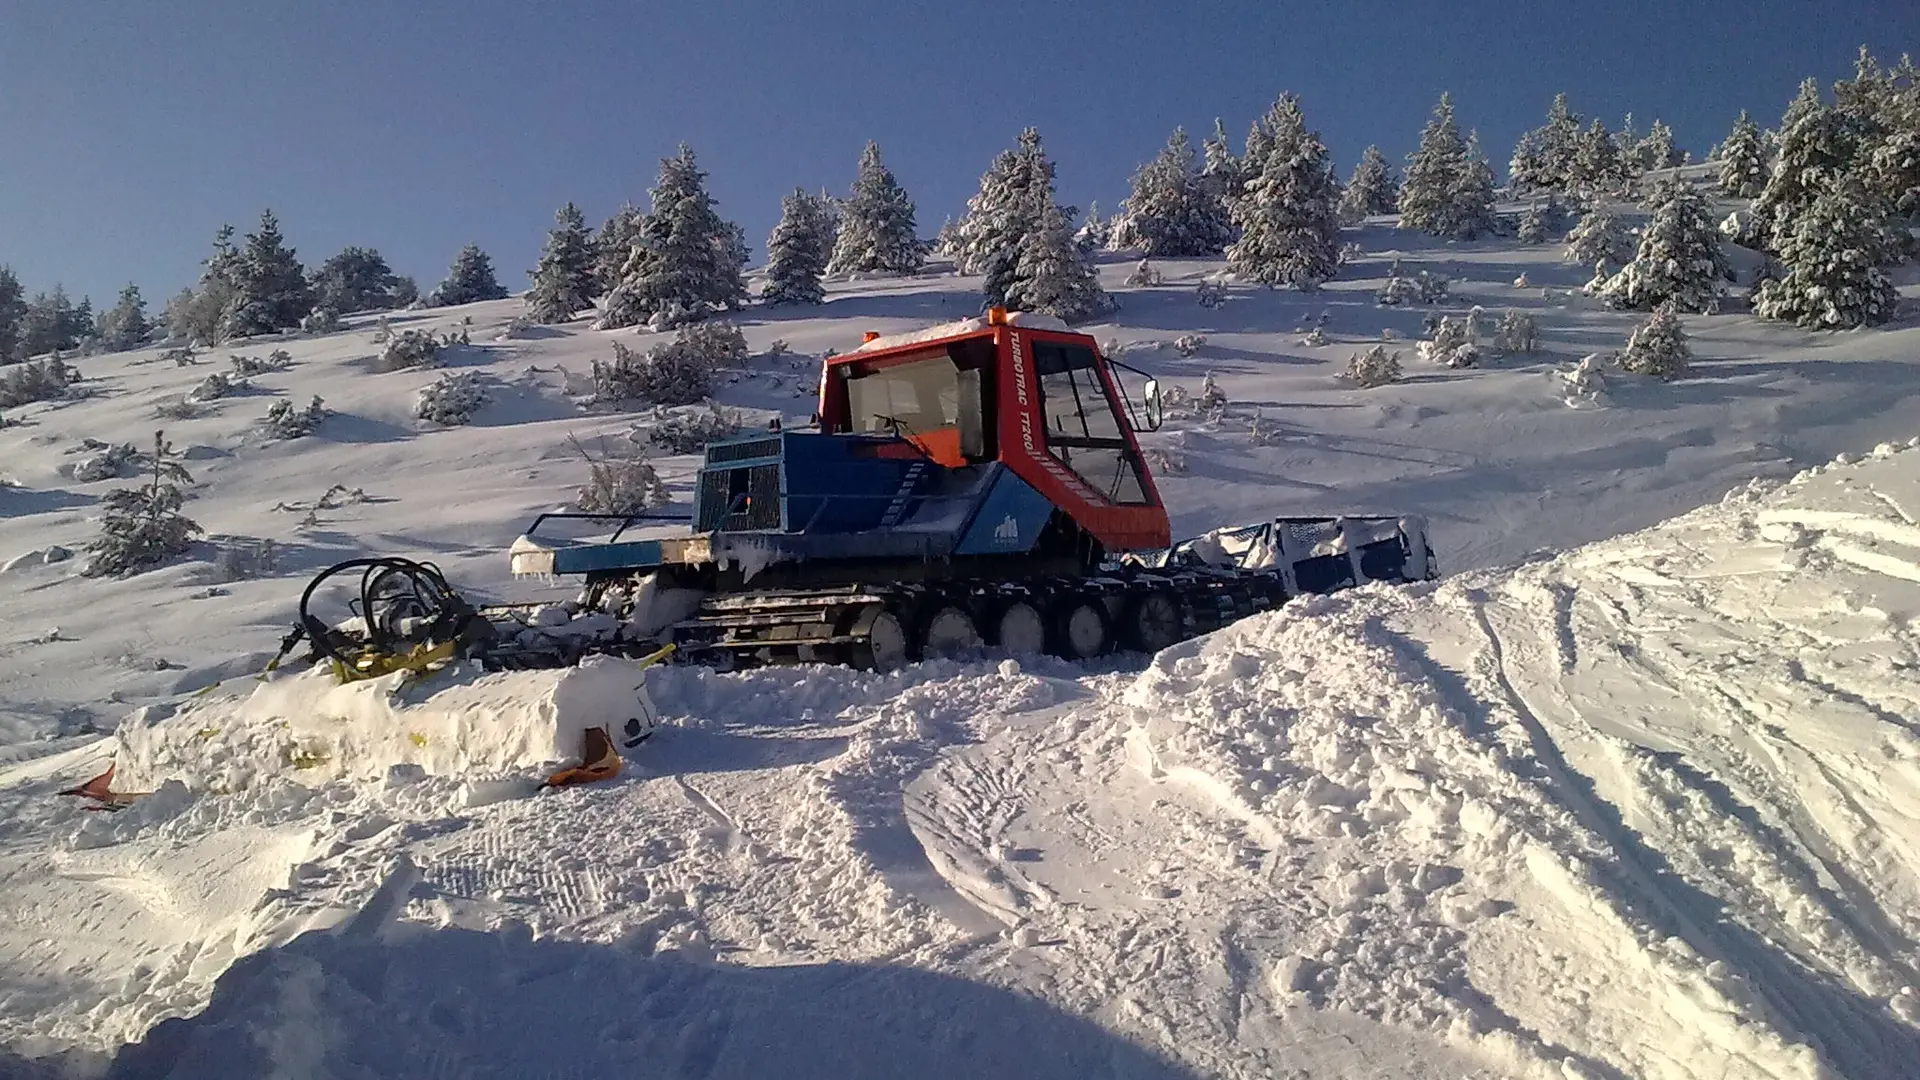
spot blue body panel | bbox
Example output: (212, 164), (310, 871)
(550, 538), (666, 576)
(954, 469), (1052, 556)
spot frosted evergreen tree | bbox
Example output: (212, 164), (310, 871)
(525, 203), (601, 322)
(1007, 201), (1113, 322)
(1779, 78), (1823, 141)
(1517, 202), (1551, 243)
(761, 189), (832, 305)
(1598, 178), (1730, 312)
(1201, 117), (1246, 209)
(1634, 120), (1683, 172)
(431, 244), (509, 307)
(1614, 113), (1640, 164)
(16, 287), (80, 357)
(1568, 119), (1624, 195)
(0, 267), (23, 361)
(1337, 145), (1398, 223)
(1449, 132), (1498, 240)
(605, 146), (749, 328)
(1618, 304), (1691, 380)
(1399, 94), (1479, 237)
(1111, 127), (1234, 256)
(82, 431), (201, 577)
(1509, 130), (1549, 195)
(96, 284), (150, 351)
(224, 210), (312, 337)
(1564, 205), (1634, 269)
(1751, 173), (1900, 328)
(1227, 93), (1341, 290)
(1074, 202), (1109, 253)
(955, 128), (1066, 309)
(594, 204), (645, 293)
(1837, 49), (1920, 221)
(826, 142), (923, 276)
(310, 247), (405, 314)
(1753, 101), (1881, 252)
(1717, 111), (1769, 197)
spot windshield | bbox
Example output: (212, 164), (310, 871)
(1033, 342), (1148, 504)
(844, 353), (960, 436)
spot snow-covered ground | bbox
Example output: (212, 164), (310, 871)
(3, 223), (1919, 1078)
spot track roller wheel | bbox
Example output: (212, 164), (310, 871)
(1050, 597), (1111, 661)
(919, 604), (982, 658)
(1124, 592), (1183, 654)
(988, 600), (1047, 656)
(850, 604), (911, 671)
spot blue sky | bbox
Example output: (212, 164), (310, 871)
(2, 1), (1914, 306)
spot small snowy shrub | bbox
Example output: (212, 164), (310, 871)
(300, 306), (343, 334)
(495, 315), (536, 341)
(645, 403), (746, 454)
(72, 441), (142, 482)
(1195, 281), (1227, 309)
(1124, 259), (1162, 287)
(1375, 260), (1417, 306)
(82, 432), (201, 578)
(674, 321), (750, 370)
(1248, 408), (1286, 446)
(370, 317), (394, 344)
(1417, 317), (1480, 368)
(1465, 305), (1489, 341)
(591, 335), (719, 409)
(1618, 305), (1690, 380)
(414, 372), (491, 426)
(163, 346), (200, 367)
(571, 435), (670, 515)
(1143, 437), (1187, 475)
(0, 357), (76, 408)
(1338, 346), (1404, 388)
(152, 398), (206, 421)
(262, 396), (327, 439)
(1302, 327), (1329, 346)
(1414, 270), (1450, 305)
(1198, 371), (1228, 414)
(1337, 242), (1364, 267)
(1513, 272), (1531, 288)
(230, 350), (292, 377)
(188, 372), (243, 402)
(378, 328), (444, 372)
(214, 537), (279, 582)
(1517, 203), (1551, 244)
(1172, 333), (1206, 357)
(1562, 353), (1611, 406)
(1492, 310), (1540, 355)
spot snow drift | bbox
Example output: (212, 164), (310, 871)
(110, 654), (659, 793)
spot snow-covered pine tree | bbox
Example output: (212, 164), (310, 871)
(1717, 111), (1769, 197)
(1509, 130), (1549, 195)
(1634, 120), (1683, 172)
(224, 210), (312, 337)
(309, 247), (406, 314)
(955, 128), (1066, 309)
(1842, 49), (1920, 222)
(1751, 172), (1900, 329)
(1111, 127), (1234, 256)
(1564, 204), (1634, 269)
(1752, 100), (1881, 252)
(1073, 202), (1109, 253)
(1201, 117), (1247, 210)
(431, 244), (509, 307)
(1399, 94), (1475, 237)
(1539, 93), (1584, 188)
(1618, 303), (1691, 380)
(605, 146), (750, 328)
(70, 296), (93, 347)
(1006, 200), (1113, 322)
(761, 188), (832, 305)
(81, 431), (201, 577)
(1568, 119), (1625, 196)
(1228, 93), (1341, 289)
(594, 204), (645, 293)
(1449, 132), (1498, 240)
(1337, 145), (1398, 224)
(826, 142), (923, 276)
(0, 267), (23, 362)
(1779, 77), (1823, 141)
(15, 287), (79, 357)
(95, 284), (150, 351)
(1598, 178), (1730, 312)
(525, 203), (601, 322)
(1517, 202), (1551, 243)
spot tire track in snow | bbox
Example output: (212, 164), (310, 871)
(1467, 588), (1920, 1078)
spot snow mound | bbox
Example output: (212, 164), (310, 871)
(1117, 437), (1920, 1079)
(111, 655), (658, 793)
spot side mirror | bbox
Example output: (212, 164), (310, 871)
(1142, 378), (1164, 431)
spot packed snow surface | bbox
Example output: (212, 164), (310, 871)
(3, 234), (1920, 1077)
